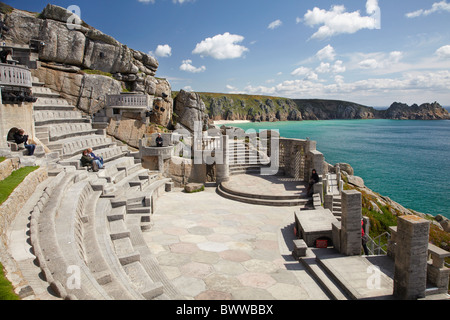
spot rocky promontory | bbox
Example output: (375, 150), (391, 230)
(382, 102), (450, 120)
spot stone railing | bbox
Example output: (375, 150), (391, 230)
(106, 94), (151, 109)
(0, 63), (32, 88)
(195, 136), (223, 152)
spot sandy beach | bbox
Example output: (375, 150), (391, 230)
(213, 120), (252, 125)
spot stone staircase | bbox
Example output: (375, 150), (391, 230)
(31, 77), (129, 168)
(9, 76), (182, 300)
(297, 247), (396, 300)
(228, 139), (271, 175)
(217, 139), (311, 207)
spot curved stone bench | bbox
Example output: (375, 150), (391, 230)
(48, 123), (97, 142)
(29, 171), (96, 299)
(34, 110), (88, 126)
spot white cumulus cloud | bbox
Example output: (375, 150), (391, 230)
(268, 20), (283, 30)
(153, 44), (172, 58)
(316, 45), (336, 61)
(303, 0), (381, 40)
(179, 59), (206, 73)
(436, 45), (450, 59)
(192, 32), (249, 60)
(406, 1), (450, 18)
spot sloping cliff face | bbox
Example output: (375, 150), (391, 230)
(198, 92), (450, 122)
(293, 99), (380, 120)
(199, 93), (302, 122)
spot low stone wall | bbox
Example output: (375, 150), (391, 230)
(0, 167), (48, 247)
(0, 158), (20, 181)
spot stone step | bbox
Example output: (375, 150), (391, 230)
(217, 183), (312, 207)
(299, 249), (349, 300)
(32, 86), (60, 98)
(220, 182), (307, 201)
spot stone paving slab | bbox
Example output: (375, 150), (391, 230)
(146, 186), (329, 300)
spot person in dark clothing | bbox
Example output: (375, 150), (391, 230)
(0, 49), (11, 63)
(307, 169), (320, 195)
(156, 133), (163, 147)
(13, 129), (36, 156)
(80, 149), (102, 172)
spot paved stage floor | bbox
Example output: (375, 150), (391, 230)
(146, 186), (328, 300)
(145, 178), (398, 300)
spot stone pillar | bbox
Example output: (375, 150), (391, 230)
(324, 194), (334, 212)
(216, 135), (229, 184)
(393, 215), (430, 300)
(309, 150), (325, 177)
(340, 190), (362, 256)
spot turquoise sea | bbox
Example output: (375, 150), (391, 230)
(225, 119), (450, 219)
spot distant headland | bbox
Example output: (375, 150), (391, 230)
(193, 92), (450, 123)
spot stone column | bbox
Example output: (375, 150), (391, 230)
(216, 135), (229, 184)
(393, 215), (430, 300)
(340, 190), (362, 256)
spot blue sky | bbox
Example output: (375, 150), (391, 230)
(7, 0), (450, 107)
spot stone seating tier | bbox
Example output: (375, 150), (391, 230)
(47, 123), (98, 141)
(26, 165), (175, 300)
(34, 110), (88, 124)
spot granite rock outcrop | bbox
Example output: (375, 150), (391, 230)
(174, 90), (209, 132)
(2, 3), (172, 130)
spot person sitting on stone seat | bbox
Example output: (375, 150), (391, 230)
(87, 147), (104, 166)
(13, 129), (36, 156)
(0, 49), (11, 63)
(80, 149), (103, 172)
(306, 169), (320, 195)
(156, 133), (163, 147)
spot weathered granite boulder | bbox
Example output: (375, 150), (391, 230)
(83, 39), (139, 75)
(31, 66), (123, 114)
(39, 19), (86, 66)
(4, 4), (159, 76)
(39, 3), (83, 24)
(2, 9), (43, 45)
(336, 163), (354, 176)
(184, 183), (204, 193)
(174, 90), (209, 132)
(347, 175), (365, 188)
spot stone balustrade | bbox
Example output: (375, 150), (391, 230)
(106, 94), (152, 109)
(0, 63), (32, 88)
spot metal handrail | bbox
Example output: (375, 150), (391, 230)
(367, 231), (391, 255)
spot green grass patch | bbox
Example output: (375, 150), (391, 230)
(0, 263), (19, 300)
(0, 157), (5, 163)
(0, 2), (14, 14)
(185, 185), (205, 193)
(0, 166), (39, 205)
(82, 69), (113, 78)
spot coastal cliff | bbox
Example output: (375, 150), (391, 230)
(197, 92), (450, 122)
